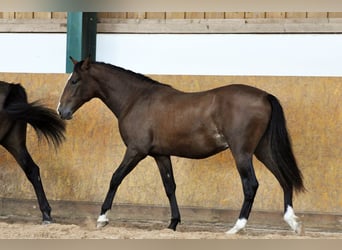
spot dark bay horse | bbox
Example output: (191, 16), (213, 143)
(1, 80), (65, 223)
(57, 57), (304, 234)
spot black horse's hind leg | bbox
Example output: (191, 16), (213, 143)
(255, 145), (302, 233)
(154, 155), (181, 231)
(227, 154), (258, 234)
(255, 146), (296, 213)
(97, 148), (146, 228)
(2, 123), (52, 223)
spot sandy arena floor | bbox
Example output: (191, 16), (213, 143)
(0, 216), (341, 239)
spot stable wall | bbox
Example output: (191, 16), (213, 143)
(0, 73), (341, 216)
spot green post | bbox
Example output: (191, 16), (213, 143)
(66, 12), (97, 73)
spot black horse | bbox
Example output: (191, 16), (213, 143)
(58, 57), (304, 234)
(0, 81), (65, 223)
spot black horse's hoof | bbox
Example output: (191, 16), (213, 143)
(167, 218), (180, 231)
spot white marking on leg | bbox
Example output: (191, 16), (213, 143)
(97, 211), (110, 228)
(97, 214), (109, 223)
(284, 205), (301, 233)
(226, 218), (247, 234)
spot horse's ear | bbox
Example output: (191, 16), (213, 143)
(69, 56), (78, 65)
(81, 56), (91, 70)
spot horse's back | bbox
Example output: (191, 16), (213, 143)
(210, 84), (268, 99)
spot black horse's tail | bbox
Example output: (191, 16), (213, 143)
(4, 84), (66, 148)
(261, 94), (304, 192)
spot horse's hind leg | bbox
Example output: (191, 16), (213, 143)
(154, 155), (181, 230)
(2, 123), (52, 223)
(255, 144), (302, 233)
(226, 153), (259, 234)
(283, 187), (302, 233)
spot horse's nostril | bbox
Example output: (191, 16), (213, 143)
(57, 108), (64, 117)
(58, 109), (72, 120)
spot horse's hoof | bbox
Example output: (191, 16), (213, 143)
(226, 228), (246, 235)
(167, 225), (176, 231)
(97, 214), (109, 228)
(42, 220), (52, 225)
(294, 222), (304, 235)
(226, 218), (247, 235)
(167, 218), (180, 231)
(96, 221), (109, 229)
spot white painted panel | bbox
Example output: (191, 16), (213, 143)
(1, 33), (342, 77)
(96, 34), (342, 77)
(0, 33), (66, 73)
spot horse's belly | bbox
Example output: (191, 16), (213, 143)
(152, 131), (229, 159)
(172, 142), (229, 159)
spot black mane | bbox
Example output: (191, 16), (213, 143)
(93, 61), (173, 88)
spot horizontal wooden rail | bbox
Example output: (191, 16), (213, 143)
(1, 18), (342, 33)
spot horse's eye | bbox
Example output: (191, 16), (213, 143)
(71, 78), (80, 85)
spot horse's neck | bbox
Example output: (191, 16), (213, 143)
(95, 68), (150, 118)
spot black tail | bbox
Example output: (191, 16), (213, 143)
(4, 84), (66, 148)
(265, 94), (304, 192)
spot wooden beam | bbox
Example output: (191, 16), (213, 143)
(245, 12), (266, 19)
(127, 12), (146, 19)
(33, 12), (52, 19)
(185, 12), (205, 19)
(266, 12), (286, 18)
(1, 17), (342, 34)
(286, 12), (307, 18)
(166, 12), (185, 19)
(96, 18), (342, 34)
(15, 12), (33, 19)
(307, 12), (328, 18)
(204, 12), (225, 19)
(0, 12), (15, 19)
(0, 19), (66, 32)
(146, 12), (165, 19)
(224, 12), (245, 19)
(52, 12), (67, 19)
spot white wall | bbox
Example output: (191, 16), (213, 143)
(0, 33), (66, 73)
(1, 33), (342, 77)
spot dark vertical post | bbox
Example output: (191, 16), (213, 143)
(66, 12), (97, 73)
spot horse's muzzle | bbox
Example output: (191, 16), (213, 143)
(57, 106), (73, 120)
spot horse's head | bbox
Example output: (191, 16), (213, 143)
(57, 56), (96, 120)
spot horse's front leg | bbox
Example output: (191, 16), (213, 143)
(97, 148), (146, 228)
(154, 155), (181, 230)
